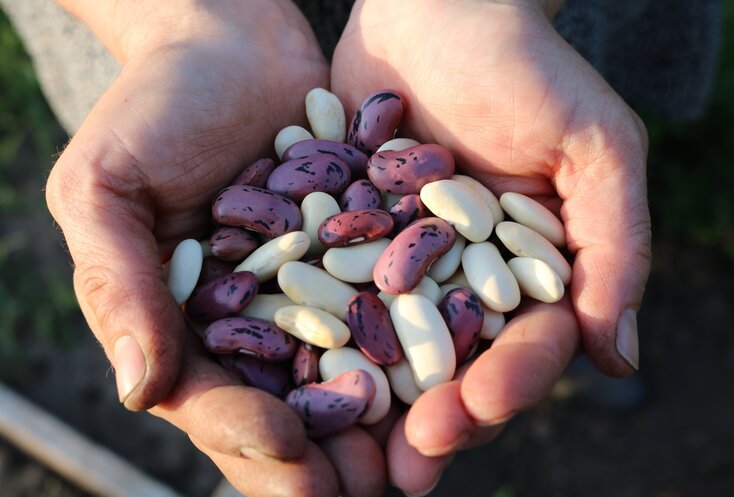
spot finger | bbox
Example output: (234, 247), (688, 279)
(461, 299), (579, 424)
(556, 109), (651, 376)
(386, 415), (454, 496)
(192, 437), (339, 497)
(319, 428), (386, 497)
(46, 134), (187, 411)
(149, 335), (306, 460)
(405, 381), (504, 458)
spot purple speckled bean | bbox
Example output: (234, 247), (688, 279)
(318, 209), (394, 247)
(231, 355), (291, 398)
(340, 180), (381, 212)
(347, 292), (403, 366)
(389, 194), (430, 234)
(203, 316), (297, 361)
(286, 369), (376, 438)
(266, 154), (351, 203)
(292, 342), (323, 387)
(352, 281), (380, 294)
(438, 288), (484, 364)
(230, 158), (276, 187)
(186, 271), (259, 322)
(373, 217), (456, 294)
(212, 186), (301, 238)
(209, 226), (259, 262)
(198, 256), (235, 284)
(282, 139), (369, 179)
(367, 144), (455, 194)
(348, 90), (405, 155)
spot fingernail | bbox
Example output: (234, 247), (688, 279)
(403, 472), (442, 497)
(616, 309), (639, 370)
(113, 335), (146, 403)
(419, 432), (470, 457)
(240, 446), (278, 463)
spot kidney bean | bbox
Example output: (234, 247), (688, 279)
(340, 180), (382, 212)
(230, 158), (276, 187)
(209, 226), (259, 262)
(203, 316), (297, 361)
(438, 288), (484, 364)
(373, 217), (456, 294)
(348, 90), (405, 155)
(286, 369), (376, 438)
(292, 342), (323, 387)
(231, 355), (291, 398)
(283, 139), (369, 179)
(186, 271), (259, 322)
(318, 209), (394, 247)
(212, 186), (301, 238)
(367, 144), (455, 194)
(388, 194), (429, 234)
(267, 154), (351, 203)
(198, 256), (236, 284)
(347, 292), (403, 366)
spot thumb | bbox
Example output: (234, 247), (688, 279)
(47, 132), (185, 411)
(557, 107), (651, 377)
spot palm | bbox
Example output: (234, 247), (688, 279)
(332, 0), (650, 493)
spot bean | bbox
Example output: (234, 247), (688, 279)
(229, 355), (291, 399)
(198, 256), (236, 284)
(234, 231), (310, 282)
(373, 217), (456, 294)
(348, 90), (404, 155)
(340, 180), (381, 212)
(186, 271), (259, 322)
(462, 242), (521, 312)
(239, 293), (295, 322)
(323, 238), (391, 284)
(266, 154), (351, 203)
(500, 192), (565, 246)
(203, 316), (297, 361)
(277, 261), (358, 321)
(388, 194), (429, 234)
(167, 239), (203, 305)
(209, 226), (259, 263)
(274, 305), (351, 349)
(292, 342), (323, 387)
(286, 369), (376, 438)
(283, 139), (369, 179)
(346, 292), (403, 366)
(427, 234), (466, 283)
(438, 288), (484, 364)
(318, 209), (394, 247)
(384, 358), (423, 405)
(367, 144), (455, 194)
(420, 179), (495, 242)
(495, 221), (572, 285)
(507, 257), (564, 303)
(230, 158), (276, 188)
(305, 88), (346, 142)
(212, 186), (301, 239)
(377, 138), (420, 152)
(451, 174), (504, 224)
(274, 125), (313, 160)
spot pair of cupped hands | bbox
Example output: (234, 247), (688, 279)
(45, 0), (651, 495)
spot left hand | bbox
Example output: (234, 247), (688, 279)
(332, 0), (651, 493)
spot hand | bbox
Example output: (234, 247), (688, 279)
(46, 1), (385, 495)
(332, 0), (651, 493)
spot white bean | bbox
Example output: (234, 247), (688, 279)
(377, 138), (421, 152)
(306, 88), (347, 142)
(428, 235), (466, 283)
(166, 239), (203, 304)
(384, 358), (423, 405)
(239, 293), (295, 322)
(234, 231), (310, 281)
(499, 192), (566, 247)
(495, 221), (572, 285)
(274, 125), (313, 160)
(275, 305), (351, 348)
(301, 192), (341, 257)
(507, 257), (564, 303)
(323, 238), (391, 283)
(278, 261), (358, 320)
(462, 242), (521, 312)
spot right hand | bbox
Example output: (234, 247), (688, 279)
(46, 1), (385, 495)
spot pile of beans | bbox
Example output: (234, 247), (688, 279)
(165, 88), (571, 438)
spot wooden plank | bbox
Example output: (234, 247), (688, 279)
(0, 382), (186, 497)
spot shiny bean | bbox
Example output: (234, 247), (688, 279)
(203, 316), (297, 361)
(230, 158), (276, 188)
(373, 217), (456, 294)
(318, 209), (394, 247)
(283, 139), (369, 179)
(367, 144), (455, 194)
(209, 226), (259, 263)
(186, 271), (259, 322)
(230, 355), (291, 399)
(198, 256), (235, 284)
(346, 292), (403, 366)
(340, 180), (381, 211)
(266, 154), (351, 203)
(438, 288), (484, 364)
(286, 369), (376, 438)
(212, 186), (301, 239)
(348, 90), (404, 155)
(388, 194), (429, 234)
(292, 342), (323, 387)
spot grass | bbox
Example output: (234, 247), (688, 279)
(0, 9), (79, 373)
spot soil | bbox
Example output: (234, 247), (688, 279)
(2, 142), (733, 497)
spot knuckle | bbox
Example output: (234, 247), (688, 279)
(73, 263), (125, 334)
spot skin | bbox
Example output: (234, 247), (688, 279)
(45, 0), (651, 495)
(332, 0), (650, 493)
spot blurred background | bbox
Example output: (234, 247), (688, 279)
(0, 3), (732, 497)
